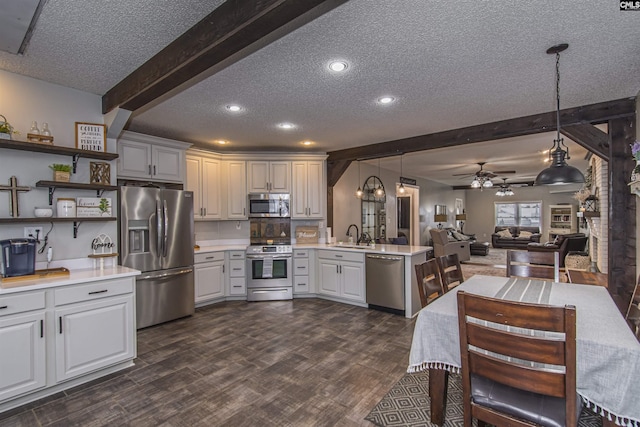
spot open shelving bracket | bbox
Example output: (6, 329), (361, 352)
(72, 154), (80, 174)
(73, 221), (81, 238)
(48, 186), (56, 205)
(96, 189), (105, 198)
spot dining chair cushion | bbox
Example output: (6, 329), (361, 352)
(471, 374), (583, 427)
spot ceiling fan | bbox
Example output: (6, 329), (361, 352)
(453, 162), (516, 189)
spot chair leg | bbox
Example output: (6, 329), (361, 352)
(478, 421), (490, 427)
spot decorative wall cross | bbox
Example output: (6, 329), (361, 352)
(0, 176), (31, 217)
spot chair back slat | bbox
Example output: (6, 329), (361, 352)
(468, 351), (566, 398)
(507, 250), (560, 282)
(414, 259), (445, 308)
(436, 253), (464, 291)
(466, 322), (566, 365)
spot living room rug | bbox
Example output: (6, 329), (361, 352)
(463, 247), (507, 267)
(365, 370), (602, 427)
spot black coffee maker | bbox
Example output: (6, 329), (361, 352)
(0, 238), (37, 278)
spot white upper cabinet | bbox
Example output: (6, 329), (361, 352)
(291, 160), (325, 218)
(247, 161), (291, 193)
(186, 153), (222, 220)
(225, 160), (247, 219)
(117, 131), (191, 183)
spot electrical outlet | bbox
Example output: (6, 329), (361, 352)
(24, 226), (43, 240)
(236, 221), (241, 230)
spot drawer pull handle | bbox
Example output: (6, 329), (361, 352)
(0, 305), (7, 310)
(89, 289), (108, 295)
(297, 266), (306, 269)
(205, 256), (215, 260)
(233, 285), (242, 288)
(232, 268), (242, 271)
(40, 319), (44, 338)
(59, 317), (63, 334)
(335, 254), (343, 258)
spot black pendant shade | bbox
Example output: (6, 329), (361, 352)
(535, 146), (585, 185)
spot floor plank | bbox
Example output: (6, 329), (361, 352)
(1, 299), (416, 426)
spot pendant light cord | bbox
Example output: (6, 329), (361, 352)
(555, 51), (561, 143)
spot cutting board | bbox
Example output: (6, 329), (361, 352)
(295, 226), (319, 243)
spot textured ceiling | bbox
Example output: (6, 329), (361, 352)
(1, 0), (638, 186)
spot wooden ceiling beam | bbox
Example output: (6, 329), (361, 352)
(326, 97), (635, 163)
(560, 124), (609, 161)
(102, 0), (347, 114)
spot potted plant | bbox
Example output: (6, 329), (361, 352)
(0, 115), (18, 140)
(49, 163), (72, 182)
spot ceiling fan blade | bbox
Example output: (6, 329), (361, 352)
(491, 170), (517, 174)
(452, 172), (474, 176)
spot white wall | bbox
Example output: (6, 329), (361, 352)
(0, 70), (113, 263)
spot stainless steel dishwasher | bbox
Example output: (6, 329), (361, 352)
(366, 254), (405, 315)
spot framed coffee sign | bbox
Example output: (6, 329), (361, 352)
(75, 122), (106, 152)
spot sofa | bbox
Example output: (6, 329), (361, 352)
(430, 228), (471, 262)
(491, 226), (541, 249)
(527, 233), (588, 267)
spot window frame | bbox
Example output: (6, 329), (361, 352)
(494, 201), (542, 228)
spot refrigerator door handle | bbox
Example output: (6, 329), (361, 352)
(162, 199), (169, 257)
(139, 267), (194, 281)
(156, 200), (163, 257)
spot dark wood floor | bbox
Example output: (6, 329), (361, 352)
(1, 299), (416, 426)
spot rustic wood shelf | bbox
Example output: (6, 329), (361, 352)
(35, 181), (118, 204)
(1, 139), (118, 173)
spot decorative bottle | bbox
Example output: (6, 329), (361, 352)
(41, 122), (51, 136)
(28, 121), (40, 142)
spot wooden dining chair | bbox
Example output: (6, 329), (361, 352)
(457, 291), (581, 427)
(436, 253), (464, 291)
(625, 275), (640, 339)
(414, 258), (446, 308)
(506, 249), (560, 283)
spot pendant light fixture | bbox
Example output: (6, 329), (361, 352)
(534, 43), (585, 186)
(355, 160), (363, 198)
(375, 159), (385, 198)
(398, 153), (406, 194)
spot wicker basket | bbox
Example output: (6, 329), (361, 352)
(565, 253), (590, 271)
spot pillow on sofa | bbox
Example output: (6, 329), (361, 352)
(451, 231), (471, 241)
(517, 230), (533, 239)
(496, 229), (512, 238)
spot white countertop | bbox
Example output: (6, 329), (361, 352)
(195, 242), (432, 256)
(0, 266), (141, 295)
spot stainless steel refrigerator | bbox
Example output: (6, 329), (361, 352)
(119, 186), (195, 329)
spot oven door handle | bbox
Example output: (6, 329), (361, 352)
(246, 255), (292, 260)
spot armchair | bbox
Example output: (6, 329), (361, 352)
(527, 233), (587, 267)
(429, 229), (470, 262)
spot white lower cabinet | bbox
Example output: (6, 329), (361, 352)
(293, 249), (313, 295)
(228, 250), (246, 296)
(317, 250), (365, 303)
(55, 295), (134, 382)
(194, 252), (225, 304)
(0, 293), (46, 402)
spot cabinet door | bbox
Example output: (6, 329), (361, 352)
(226, 161), (247, 219)
(195, 261), (224, 303)
(318, 260), (340, 296)
(55, 295), (134, 382)
(305, 160), (324, 218)
(341, 261), (365, 302)
(247, 161), (270, 193)
(291, 162), (308, 218)
(0, 312), (46, 402)
(152, 145), (183, 182)
(185, 155), (202, 218)
(269, 161), (290, 193)
(117, 140), (152, 179)
(202, 157), (221, 219)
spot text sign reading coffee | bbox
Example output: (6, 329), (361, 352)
(75, 122), (106, 152)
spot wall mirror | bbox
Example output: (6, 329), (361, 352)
(361, 176), (386, 242)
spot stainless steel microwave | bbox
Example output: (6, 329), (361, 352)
(248, 193), (290, 217)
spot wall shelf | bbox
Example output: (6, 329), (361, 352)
(35, 181), (118, 204)
(0, 139), (118, 173)
(0, 217), (116, 238)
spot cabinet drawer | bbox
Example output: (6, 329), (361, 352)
(195, 251), (224, 263)
(294, 258), (309, 275)
(317, 250), (364, 263)
(229, 277), (246, 295)
(293, 249), (308, 258)
(0, 291), (45, 317)
(229, 260), (245, 277)
(228, 250), (245, 260)
(293, 276), (309, 293)
(54, 278), (134, 306)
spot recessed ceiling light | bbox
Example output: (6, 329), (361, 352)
(328, 61), (348, 72)
(301, 140), (313, 146)
(225, 104), (242, 112)
(215, 140), (228, 145)
(278, 123), (295, 130)
(377, 96), (395, 105)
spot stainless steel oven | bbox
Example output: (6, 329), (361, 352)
(248, 193), (290, 218)
(246, 245), (292, 301)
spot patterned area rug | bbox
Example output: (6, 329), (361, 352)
(365, 370), (602, 427)
(464, 247), (507, 267)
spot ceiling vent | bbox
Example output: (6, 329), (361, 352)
(0, 0), (45, 55)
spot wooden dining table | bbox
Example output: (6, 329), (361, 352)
(408, 275), (640, 427)
(566, 269), (608, 287)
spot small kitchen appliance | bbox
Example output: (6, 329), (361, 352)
(248, 193), (290, 217)
(0, 238), (37, 278)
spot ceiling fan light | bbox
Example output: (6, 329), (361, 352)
(471, 178), (481, 188)
(483, 179), (493, 188)
(505, 189), (514, 196)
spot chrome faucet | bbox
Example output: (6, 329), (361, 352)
(346, 224), (359, 245)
